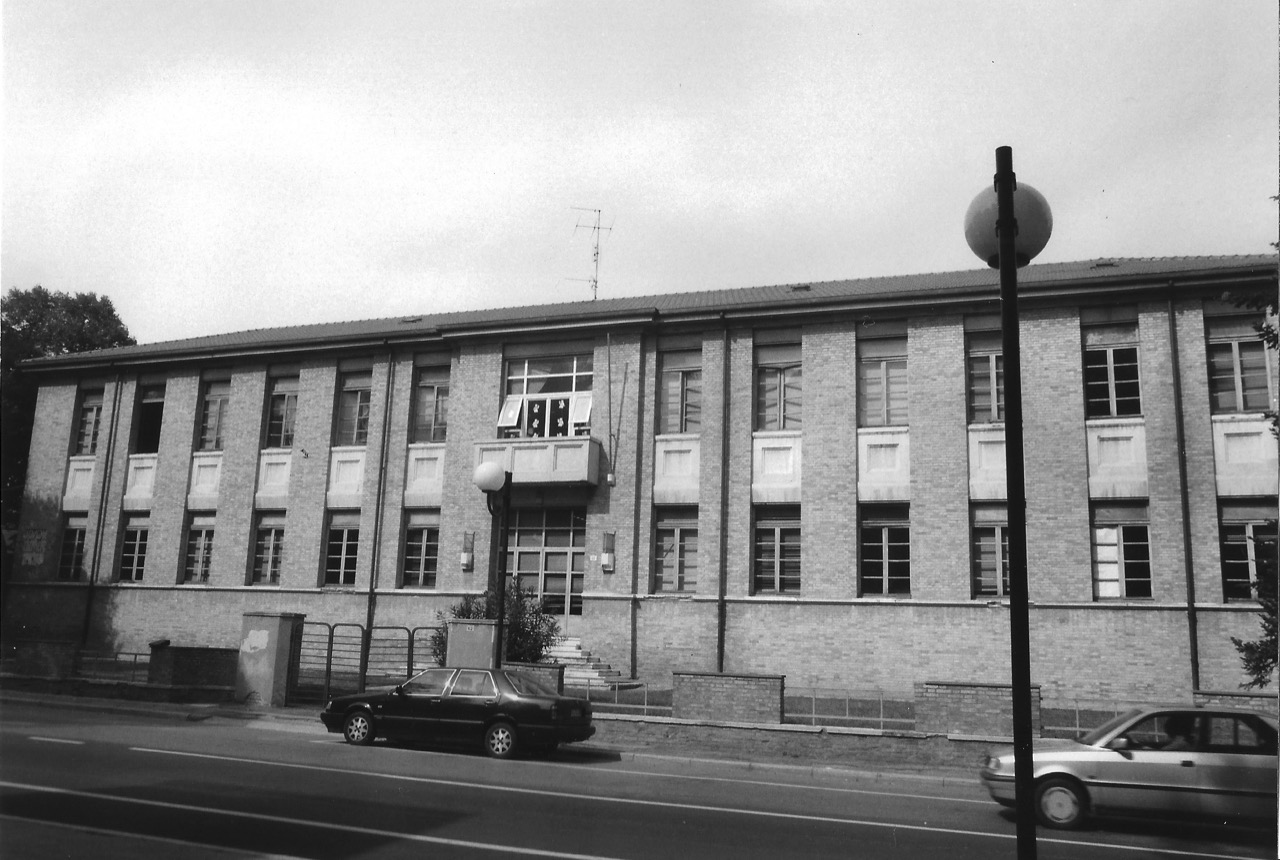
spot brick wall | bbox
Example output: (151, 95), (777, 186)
(673, 670), (784, 723)
(915, 680), (1042, 737)
(147, 644), (238, 687)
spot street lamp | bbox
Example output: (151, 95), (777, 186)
(965, 146), (1052, 860)
(473, 461), (513, 669)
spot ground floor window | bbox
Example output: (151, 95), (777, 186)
(1091, 504), (1151, 599)
(971, 505), (1008, 598)
(754, 505), (801, 594)
(58, 515), (88, 581)
(252, 513), (285, 585)
(860, 504), (910, 596)
(654, 506), (698, 593)
(325, 512), (360, 586)
(403, 509), (440, 588)
(507, 508), (585, 616)
(119, 515), (149, 582)
(1220, 501), (1277, 602)
(184, 515), (216, 584)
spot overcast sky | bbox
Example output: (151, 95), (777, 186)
(3, 1), (1277, 345)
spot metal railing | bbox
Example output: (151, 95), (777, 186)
(292, 623), (440, 704)
(784, 688), (915, 731)
(73, 650), (150, 683)
(565, 679), (672, 718)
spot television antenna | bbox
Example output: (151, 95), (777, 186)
(569, 207), (612, 300)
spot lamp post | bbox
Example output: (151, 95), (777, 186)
(964, 146), (1052, 860)
(473, 461), (513, 669)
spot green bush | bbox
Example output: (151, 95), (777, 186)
(430, 580), (560, 666)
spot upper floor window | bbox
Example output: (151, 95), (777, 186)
(1083, 323), (1141, 418)
(74, 390), (103, 455)
(133, 383), (166, 454)
(753, 505), (800, 593)
(1207, 317), (1273, 414)
(198, 380), (231, 451)
(654, 506), (698, 593)
(971, 504), (1009, 598)
(403, 509), (440, 588)
(252, 513), (285, 586)
(755, 344), (801, 430)
(1220, 501), (1276, 602)
(498, 354), (592, 438)
(334, 372), (372, 446)
(58, 515), (88, 580)
(265, 376), (298, 449)
(325, 511), (360, 586)
(857, 337), (907, 427)
(658, 350), (702, 434)
(411, 367), (449, 444)
(119, 514), (149, 583)
(1091, 504), (1151, 599)
(860, 503), (910, 596)
(967, 331), (1004, 424)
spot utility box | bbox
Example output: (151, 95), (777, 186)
(235, 612), (305, 706)
(446, 619), (497, 668)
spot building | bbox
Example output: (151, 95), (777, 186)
(6, 255), (1277, 705)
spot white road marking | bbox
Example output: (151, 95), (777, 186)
(27, 737), (84, 745)
(0, 813), (309, 860)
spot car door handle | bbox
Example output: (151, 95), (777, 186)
(1180, 760), (1194, 767)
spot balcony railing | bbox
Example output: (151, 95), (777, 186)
(752, 431), (801, 503)
(474, 436), (601, 485)
(1212, 414), (1278, 496)
(857, 426), (909, 501)
(188, 451), (223, 508)
(1085, 417), (1147, 499)
(62, 455), (96, 510)
(405, 443), (446, 506)
(654, 435), (700, 503)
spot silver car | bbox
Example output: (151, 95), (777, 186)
(979, 707), (1278, 829)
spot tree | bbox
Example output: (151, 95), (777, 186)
(430, 581), (561, 666)
(1, 286), (135, 526)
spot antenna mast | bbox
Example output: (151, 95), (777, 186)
(571, 207), (612, 300)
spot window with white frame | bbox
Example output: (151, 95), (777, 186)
(411, 366), (449, 443)
(1091, 504), (1151, 599)
(133, 383), (166, 454)
(1083, 323), (1141, 418)
(1207, 316), (1273, 414)
(971, 504), (1009, 597)
(754, 344), (801, 430)
(325, 512), (360, 586)
(334, 371), (372, 446)
(507, 508), (586, 615)
(119, 514), (149, 582)
(658, 350), (702, 434)
(264, 376), (298, 449)
(654, 506), (698, 593)
(967, 331), (1004, 424)
(251, 513), (285, 585)
(860, 504), (910, 595)
(857, 337), (907, 427)
(497, 354), (593, 438)
(183, 515), (215, 584)
(1219, 501), (1277, 602)
(753, 505), (800, 593)
(403, 510), (440, 588)
(198, 379), (230, 451)
(74, 390), (103, 455)
(58, 515), (88, 581)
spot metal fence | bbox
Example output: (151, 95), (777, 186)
(565, 679), (673, 718)
(292, 623), (440, 704)
(784, 688), (916, 731)
(73, 650), (151, 683)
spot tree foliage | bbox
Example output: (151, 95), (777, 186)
(1, 286), (135, 524)
(1230, 527), (1277, 689)
(429, 580), (561, 667)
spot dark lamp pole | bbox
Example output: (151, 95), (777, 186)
(473, 461), (512, 669)
(964, 146), (1052, 860)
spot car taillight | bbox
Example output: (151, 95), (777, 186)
(550, 704), (559, 720)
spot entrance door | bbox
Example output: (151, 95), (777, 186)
(508, 508), (586, 633)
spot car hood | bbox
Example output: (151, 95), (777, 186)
(327, 685), (399, 706)
(988, 738), (1090, 758)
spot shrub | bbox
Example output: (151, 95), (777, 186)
(430, 580), (560, 667)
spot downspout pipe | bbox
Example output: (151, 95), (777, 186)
(717, 318), (730, 673)
(80, 373), (124, 650)
(359, 349), (396, 689)
(1168, 296), (1200, 691)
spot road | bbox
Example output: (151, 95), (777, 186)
(0, 698), (1273, 859)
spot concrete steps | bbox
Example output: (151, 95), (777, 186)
(543, 638), (637, 689)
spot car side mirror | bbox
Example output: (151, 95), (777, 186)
(393, 685), (405, 696)
(1108, 737), (1133, 757)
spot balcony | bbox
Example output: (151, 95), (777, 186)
(1086, 418), (1147, 498)
(255, 450), (292, 508)
(857, 426), (909, 501)
(473, 436), (601, 486)
(327, 447), (366, 508)
(122, 453), (157, 509)
(404, 443), (446, 507)
(1212, 414), (1278, 496)
(968, 425), (1006, 500)
(62, 455), (96, 511)
(753, 431), (801, 503)
(654, 435), (700, 504)
(187, 451), (223, 509)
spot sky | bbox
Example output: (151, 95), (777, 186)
(3, 1), (1277, 346)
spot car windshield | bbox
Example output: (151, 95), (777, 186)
(1080, 708), (1145, 746)
(503, 671), (557, 697)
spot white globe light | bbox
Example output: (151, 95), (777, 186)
(964, 182), (1052, 269)
(473, 461), (507, 492)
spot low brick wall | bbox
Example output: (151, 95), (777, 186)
(673, 671), (784, 723)
(148, 644), (238, 688)
(915, 680), (1042, 737)
(3, 640), (79, 678)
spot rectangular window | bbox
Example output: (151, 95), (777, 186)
(403, 510), (440, 588)
(334, 371), (372, 446)
(499, 354), (593, 438)
(1083, 323), (1141, 418)
(1091, 504), (1151, 599)
(753, 505), (801, 593)
(411, 367), (450, 443)
(967, 331), (1004, 424)
(857, 337), (907, 427)
(1220, 502), (1277, 601)
(265, 376), (298, 448)
(325, 512), (360, 586)
(252, 513), (285, 585)
(654, 506), (698, 593)
(198, 380), (231, 451)
(860, 504), (910, 595)
(134, 383), (166, 454)
(507, 508), (586, 615)
(971, 505), (1009, 597)
(58, 515), (88, 581)
(658, 350), (702, 434)
(755, 344), (802, 430)
(1207, 317), (1273, 414)
(119, 514), (149, 582)
(74, 390), (103, 455)
(183, 515), (216, 584)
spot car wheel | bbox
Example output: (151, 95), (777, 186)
(484, 722), (517, 759)
(1035, 777), (1087, 829)
(343, 710), (374, 746)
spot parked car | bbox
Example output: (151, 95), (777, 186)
(319, 666), (594, 758)
(979, 706), (1278, 829)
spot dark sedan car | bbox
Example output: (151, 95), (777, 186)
(319, 666), (594, 758)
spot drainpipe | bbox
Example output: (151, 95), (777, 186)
(1168, 296), (1200, 691)
(80, 373), (123, 650)
(716, 319), (731, 673)
(359, 349), (396, 689)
